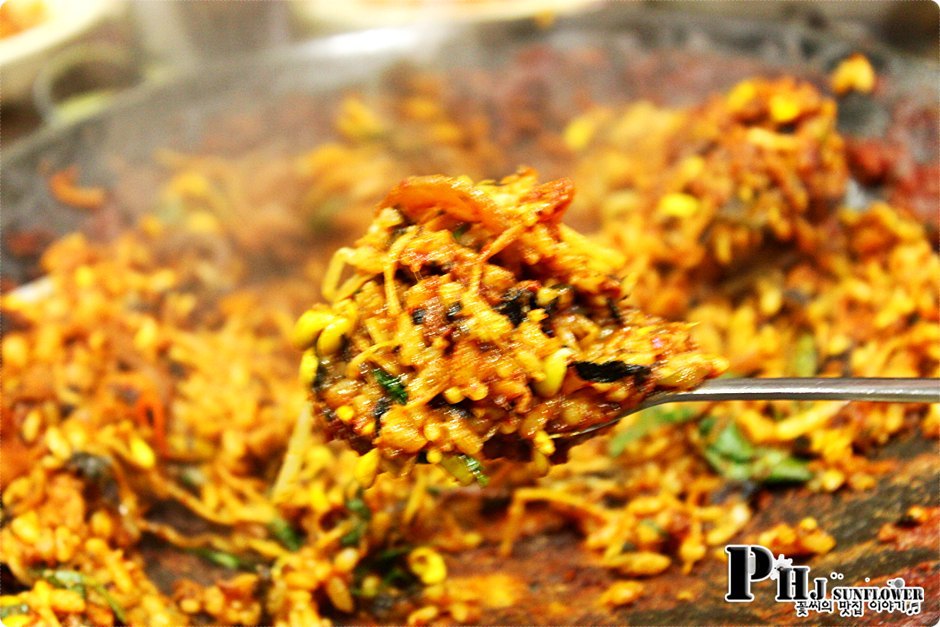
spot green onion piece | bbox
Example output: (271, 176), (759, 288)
(0, 603), (30, 619)
(178, 465), (206, 490)
(374, 545), (412, 563)
(89, 581), (128, 624)
(269, 516), (304, 552)
(340, 520), (367, 547)
(190, 547), (248, 571)
(608, 406), (699, 456)
(452, 223), (470, 242)
(382, 565), (417, 588)
(39, 569), (127, 624)
(373, 368), (408, 404)
(440, 454), (489, 487)
(40, 569), (86, 594)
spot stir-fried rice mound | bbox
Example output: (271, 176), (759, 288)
(297, 169), (727, 479)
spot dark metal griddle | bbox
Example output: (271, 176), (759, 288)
(2, 6), (937, 624)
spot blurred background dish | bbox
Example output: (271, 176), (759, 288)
(0, 0), (119, 101)
(292, 0), (604, 28)
(1, 1), (935, 143)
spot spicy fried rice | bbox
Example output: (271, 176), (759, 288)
(1, 58), (937, 626)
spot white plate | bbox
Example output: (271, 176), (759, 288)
(293, 0), (603, 29)
(0, 0), (118, 102)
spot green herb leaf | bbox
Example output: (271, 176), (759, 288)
(709, 423), (755, 462)
(791, 333), (818, 377)
(41, 569), (86, 594)
(755, 449), (813, 484)
(178, 465), (206, 490)
(440, 454), (489, 487)
(704, 433), (813, 486)
(703, 448), (753, 482)
(0, 603), (30, 619)
(346, 496), (372, 521)
(373, 368), (408, 404)
(269, 516), (304, 552)
(698, 415), (717, 436)
(608, 405), (699, 456)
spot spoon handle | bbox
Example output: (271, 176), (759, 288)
(642, 377), (940, 409)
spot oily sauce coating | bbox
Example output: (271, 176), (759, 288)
(295, 169), (726, 482)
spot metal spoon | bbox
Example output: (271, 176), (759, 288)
(551, 377), (940, 441)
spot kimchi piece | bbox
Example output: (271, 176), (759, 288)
(294, 169), (726, 480)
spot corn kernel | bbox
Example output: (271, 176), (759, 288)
(407, 605), (439, 625)
(45, 426), (72, 461)
(533, 348), (573, 397)
(317, 317), (353, 356)
(129, 436), (156, 469)
(601, 580), (644, 607)
(2, 615), (30, 627)
(819, 468), (845, 492)
(465, 381), (489, 401)
(170, 171), (212, 198)
(360, 575), (381, 598)
(426, 449), (443, 464)
(2, 334), (29, 370)
(607, 551), (671, 576)
(354, 449), (380, 488)
(657, 193), (700, 219)
(186, 211), (220, 233)
(533, 430), (555, 456)
(727, 80), (757, 112)
(532, 450), (551, 476)
(299, 350), (319, 388)
(535, 286), (558, 307)
(438, 282), (463, 304)
(291, 309), (334, 350)
(325, 576), (355, 613)
(407, 547), (447, 585)
(90, 511), (113, 539)
(769, 93), (802, 124)
(423, 422), (442, 442)
(336, 405), (355, 423)
(50, 588), (86, 613)
(20, 408), (42, 444)
(831, 53), (876, 95)
(337, 96), (386, 141)
(443, 386), (464, 404)
(563, 116), (597, 152)
(11, 511), (41, 544)
(334, 547), (360, 573)
(799, 517), (819, 531)
(309, 486), (330, 513)
(133, 316), (160, 352)
(74, 265), (96, 288)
